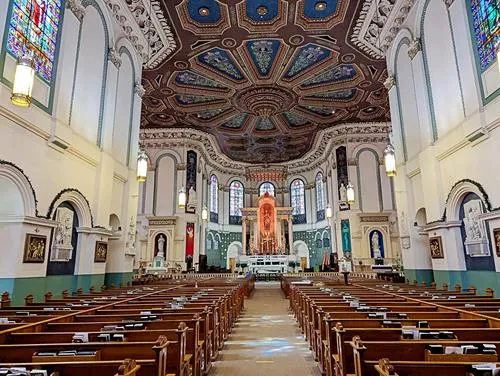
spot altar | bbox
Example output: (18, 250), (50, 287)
(240, 192), (294, 255)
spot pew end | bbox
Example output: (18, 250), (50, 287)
(374, 358), (398, 376)
(116, 359), (141, 376)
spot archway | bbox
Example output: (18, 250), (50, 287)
(293, 240), (310, 270)
(226, 241), (242, 271)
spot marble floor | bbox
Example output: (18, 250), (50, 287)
(211, 282), (321, 376)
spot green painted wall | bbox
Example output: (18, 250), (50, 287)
(205, 231), (242, 268)
(104, 272), (133, 287)
(0, 274), (110, 305)
(433, 270), (500, 297)
(404, 269), (500, 297)
(293, 227), (331, 269)
(404, 269), (435, 286)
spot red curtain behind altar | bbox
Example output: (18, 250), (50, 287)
(185, 222), (194, 257)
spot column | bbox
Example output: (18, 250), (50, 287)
(288, 216), (293, 253)
(242, 218), (247, 255)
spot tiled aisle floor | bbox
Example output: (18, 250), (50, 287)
(211, 282), (321, 376)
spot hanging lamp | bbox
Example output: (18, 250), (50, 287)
(136, 150), (149, 182)
(11, 54), (35, 107)
(384, 143), (397, 177)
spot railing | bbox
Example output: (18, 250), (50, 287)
(282, 272), (379, 279)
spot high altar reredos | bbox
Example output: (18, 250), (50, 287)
(240, 192), (294, 255)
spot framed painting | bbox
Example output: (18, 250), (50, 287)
(94, 241), (108, 263)
(493, 229), (500, 257)
(23, 234), (47, 263)
(429, 236), (444, 259)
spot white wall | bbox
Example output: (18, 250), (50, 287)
(386, 0), (500, 274)
(0, 0), (144, 284)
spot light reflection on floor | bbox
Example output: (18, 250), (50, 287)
(211, 282), (321, 376)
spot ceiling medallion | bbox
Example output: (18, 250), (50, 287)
(315, 1), (327, 11)
(257, 5), (268, 16)
(198, 7), (210, 16)
(234, 86), (295, 118)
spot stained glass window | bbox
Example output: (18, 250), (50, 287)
(6, 0), (63, 82)
(316, 172), (325, 216)
(259, 182), (275, 196)
(229, 181), (244, 225)
(209, 175), (218, 223)
(291, 179), (306, 224)
(470, 0), (499, 71)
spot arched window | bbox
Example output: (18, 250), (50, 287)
(209, 175), (218, 223)
(6, 0), (64, 82)
(290, 179), (306, 224)
(316, 172), (325, 221)
(259, 182), (275, 196)
(229, 180), (244, 225)
(470, 0), (499, 72)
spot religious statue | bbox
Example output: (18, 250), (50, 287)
(187, 186), (197, 211)
(157, 234), (166, 258)
(463, 206), (482, 240)
(127, 216), (136, 249)
(371, 231), (382, 258)
(339, 183), (347, 202)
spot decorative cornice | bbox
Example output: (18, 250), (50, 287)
(351, 0), (416, 58)
(407, 38), (421, 60)
(135, 81), (146, 97)
(384, 74), (396, 90)
(107, 48), (122, 68)
(139, 123), (390, 176)
(104, 0), (177, 68)
(67, 0), (86, 21)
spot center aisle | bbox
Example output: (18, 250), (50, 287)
(211, 282), (320, 376)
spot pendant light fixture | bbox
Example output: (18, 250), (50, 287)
(384, 143), (396, 177)
(136, 150), (149, 182)
(11, 54), (35, 107)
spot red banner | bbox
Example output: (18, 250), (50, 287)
(185, 222), (195, 258)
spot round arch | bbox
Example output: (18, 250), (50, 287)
(0, 162), (37, 217)
(47, 189), (93, 227)
(445, 180), (490, 221)
(293, 240), (310, 269)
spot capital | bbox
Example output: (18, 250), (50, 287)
(384, 74), (396, 90)
(407, 38), (422, 60)
(135, 81), (146, 98)
(108, 48), (122, 69)
(66, 0), (85, 21)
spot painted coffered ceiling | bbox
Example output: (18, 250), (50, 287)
(141, 0), (398, 163)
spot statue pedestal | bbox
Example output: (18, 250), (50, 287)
(465, 238), (489, 257)
(146, 256), (167, 275)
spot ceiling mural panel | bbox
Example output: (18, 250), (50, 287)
(141, 0), (390, 163)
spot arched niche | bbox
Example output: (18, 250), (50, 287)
(0, 162), (37, 218)
(368, 229), (385, 259)
(109, 214), (121, 232)
(445, 180), (490, 222)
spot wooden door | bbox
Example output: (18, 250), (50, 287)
(229, 258), (236, 271)
(300, 257), (307, 270)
